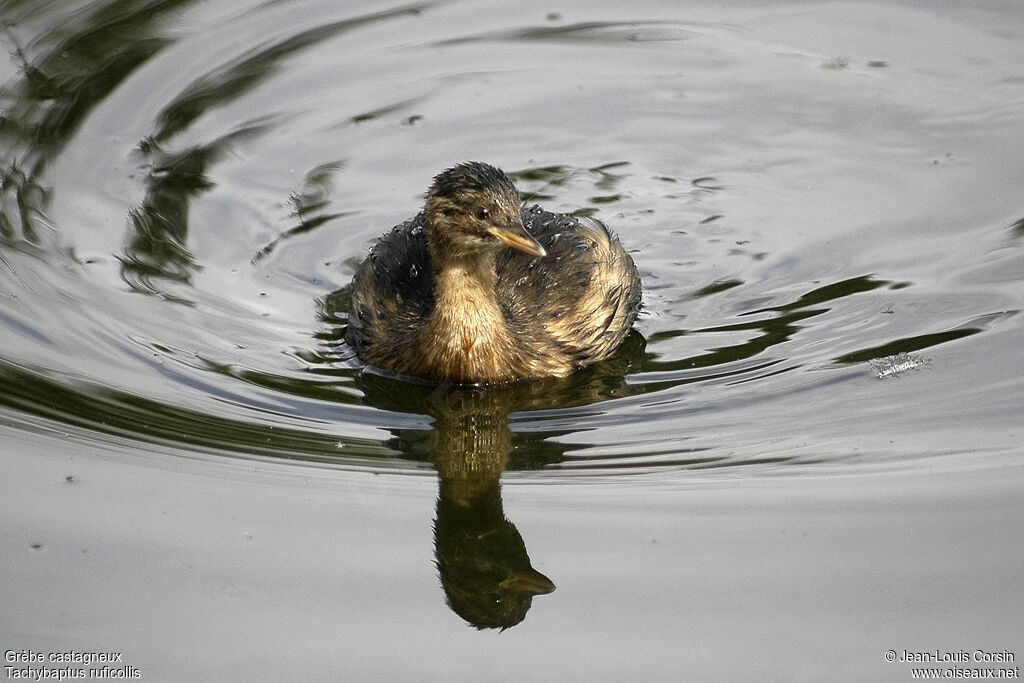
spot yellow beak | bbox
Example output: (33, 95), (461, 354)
(491, 223), (547, 258)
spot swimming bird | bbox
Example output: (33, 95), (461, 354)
(347, 161), (641, 383)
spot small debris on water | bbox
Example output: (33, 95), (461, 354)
(869, 352), (929, 378)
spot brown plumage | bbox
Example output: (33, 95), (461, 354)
(346, 161), (641, 383)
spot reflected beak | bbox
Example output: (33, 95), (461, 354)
(499, 568), (556, 595)
(491, 222), (547, 258)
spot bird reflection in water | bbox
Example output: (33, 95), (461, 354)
(347, 329), (644, 629)
(429, 386), (554, 630)
(355, 376), (560, 629)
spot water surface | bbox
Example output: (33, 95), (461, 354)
(2, 0), (1022, 678)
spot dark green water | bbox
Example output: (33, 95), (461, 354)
(2, 0), (1022, 678)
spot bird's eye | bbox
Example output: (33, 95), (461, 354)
(475, 207), (490, 220)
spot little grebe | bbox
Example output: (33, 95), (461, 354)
(347, 162), (641, 383)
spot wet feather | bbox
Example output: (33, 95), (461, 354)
(347, 162), (641, 382)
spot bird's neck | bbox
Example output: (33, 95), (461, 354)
(431, 252), (505, 338)
(424, 253), (513, 382)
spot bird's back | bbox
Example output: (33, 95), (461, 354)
(346, 214), (433, 359)
(497, 206), (641, 367)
